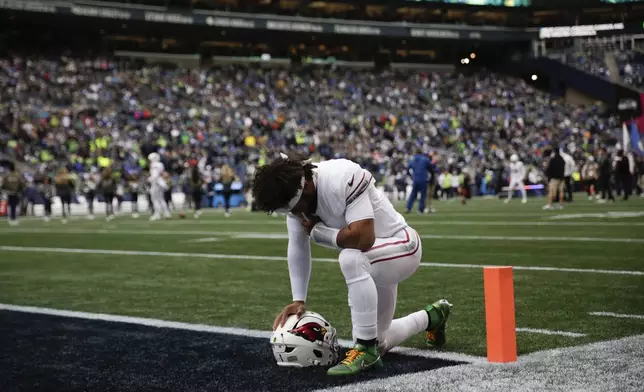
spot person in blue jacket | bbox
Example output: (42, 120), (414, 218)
(406, 149), (434, 213)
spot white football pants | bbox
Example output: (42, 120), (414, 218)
(150, 186), (170, 218)
(507, 179), (527, 201)
(338, 227), (426, 354)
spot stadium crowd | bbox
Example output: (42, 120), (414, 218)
(553, 42), (644, 90)
(1, 54), (642, 222)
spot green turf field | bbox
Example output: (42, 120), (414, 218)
(1, 195), (643, 357)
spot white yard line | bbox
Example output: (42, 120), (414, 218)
(183, 238), (222, 243)
(14, 219), (644, 226)
(589, 312), (644, 320)
(420, 234), (644, 243)
(1, 246), (643, 276)
(0, 303), (485, 364)
(4, 227), (643, 244)
(515, 328), (586, 338)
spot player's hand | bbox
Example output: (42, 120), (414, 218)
(298, 213), (321, 235)
(272, 301), (306, 330)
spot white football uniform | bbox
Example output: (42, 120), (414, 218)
(286, 159), (425, 353)
(507, 161), (527, 202)
(149, 161), (170, 219)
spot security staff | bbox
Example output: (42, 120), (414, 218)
(405, 149), (432, 214)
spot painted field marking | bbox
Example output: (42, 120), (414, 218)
(1, 246), (643, 276)
(420, 234), (644, 244)
(515, 328), (586, 338)
(0, 303), (485, 364)
(3, 228), (644, 244)
(184, 238), (222, 243)
(589, 312), (644, 320)
(547, 211), (644, 220)
(19, 219), (644, 227)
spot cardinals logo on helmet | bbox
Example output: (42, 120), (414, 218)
(289, 323), (327, 343)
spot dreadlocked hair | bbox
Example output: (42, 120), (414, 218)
(251, 155), (316, 213)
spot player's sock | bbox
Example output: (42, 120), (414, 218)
(356, 338), (377, 347)
(379, 310), (428, 353)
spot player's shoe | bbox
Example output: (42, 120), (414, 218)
(521, 199), (527, 204)
(504, 199), (510, 204)
(327, 344), (383, 376)
(425, 299), (452, 349)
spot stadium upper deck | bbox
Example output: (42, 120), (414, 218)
(74, 0), (644, 27)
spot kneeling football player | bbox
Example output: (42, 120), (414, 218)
(252, 154), (452, 376)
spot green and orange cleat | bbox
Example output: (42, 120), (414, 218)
(425, 299), (452, 349)
(327, 344), (383, 376)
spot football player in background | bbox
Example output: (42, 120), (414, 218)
(252, 154), (451, 376)
(505, 154), (527, 204)
(148, 152), (171, 221)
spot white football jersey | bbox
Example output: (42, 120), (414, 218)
(287, 159), (407, 239)
(509, 161), (525, 179)
(149, 161), (165, 188)
(285, 159), (408, 301)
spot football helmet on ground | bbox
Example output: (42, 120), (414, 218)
(270, 311), (339, 367)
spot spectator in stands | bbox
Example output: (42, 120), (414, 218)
(0, 54), (627, 208)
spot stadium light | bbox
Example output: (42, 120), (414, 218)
(470, 52), (476, 59)
(463, 58), (470, 65)
(531, 74), (538, 81)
